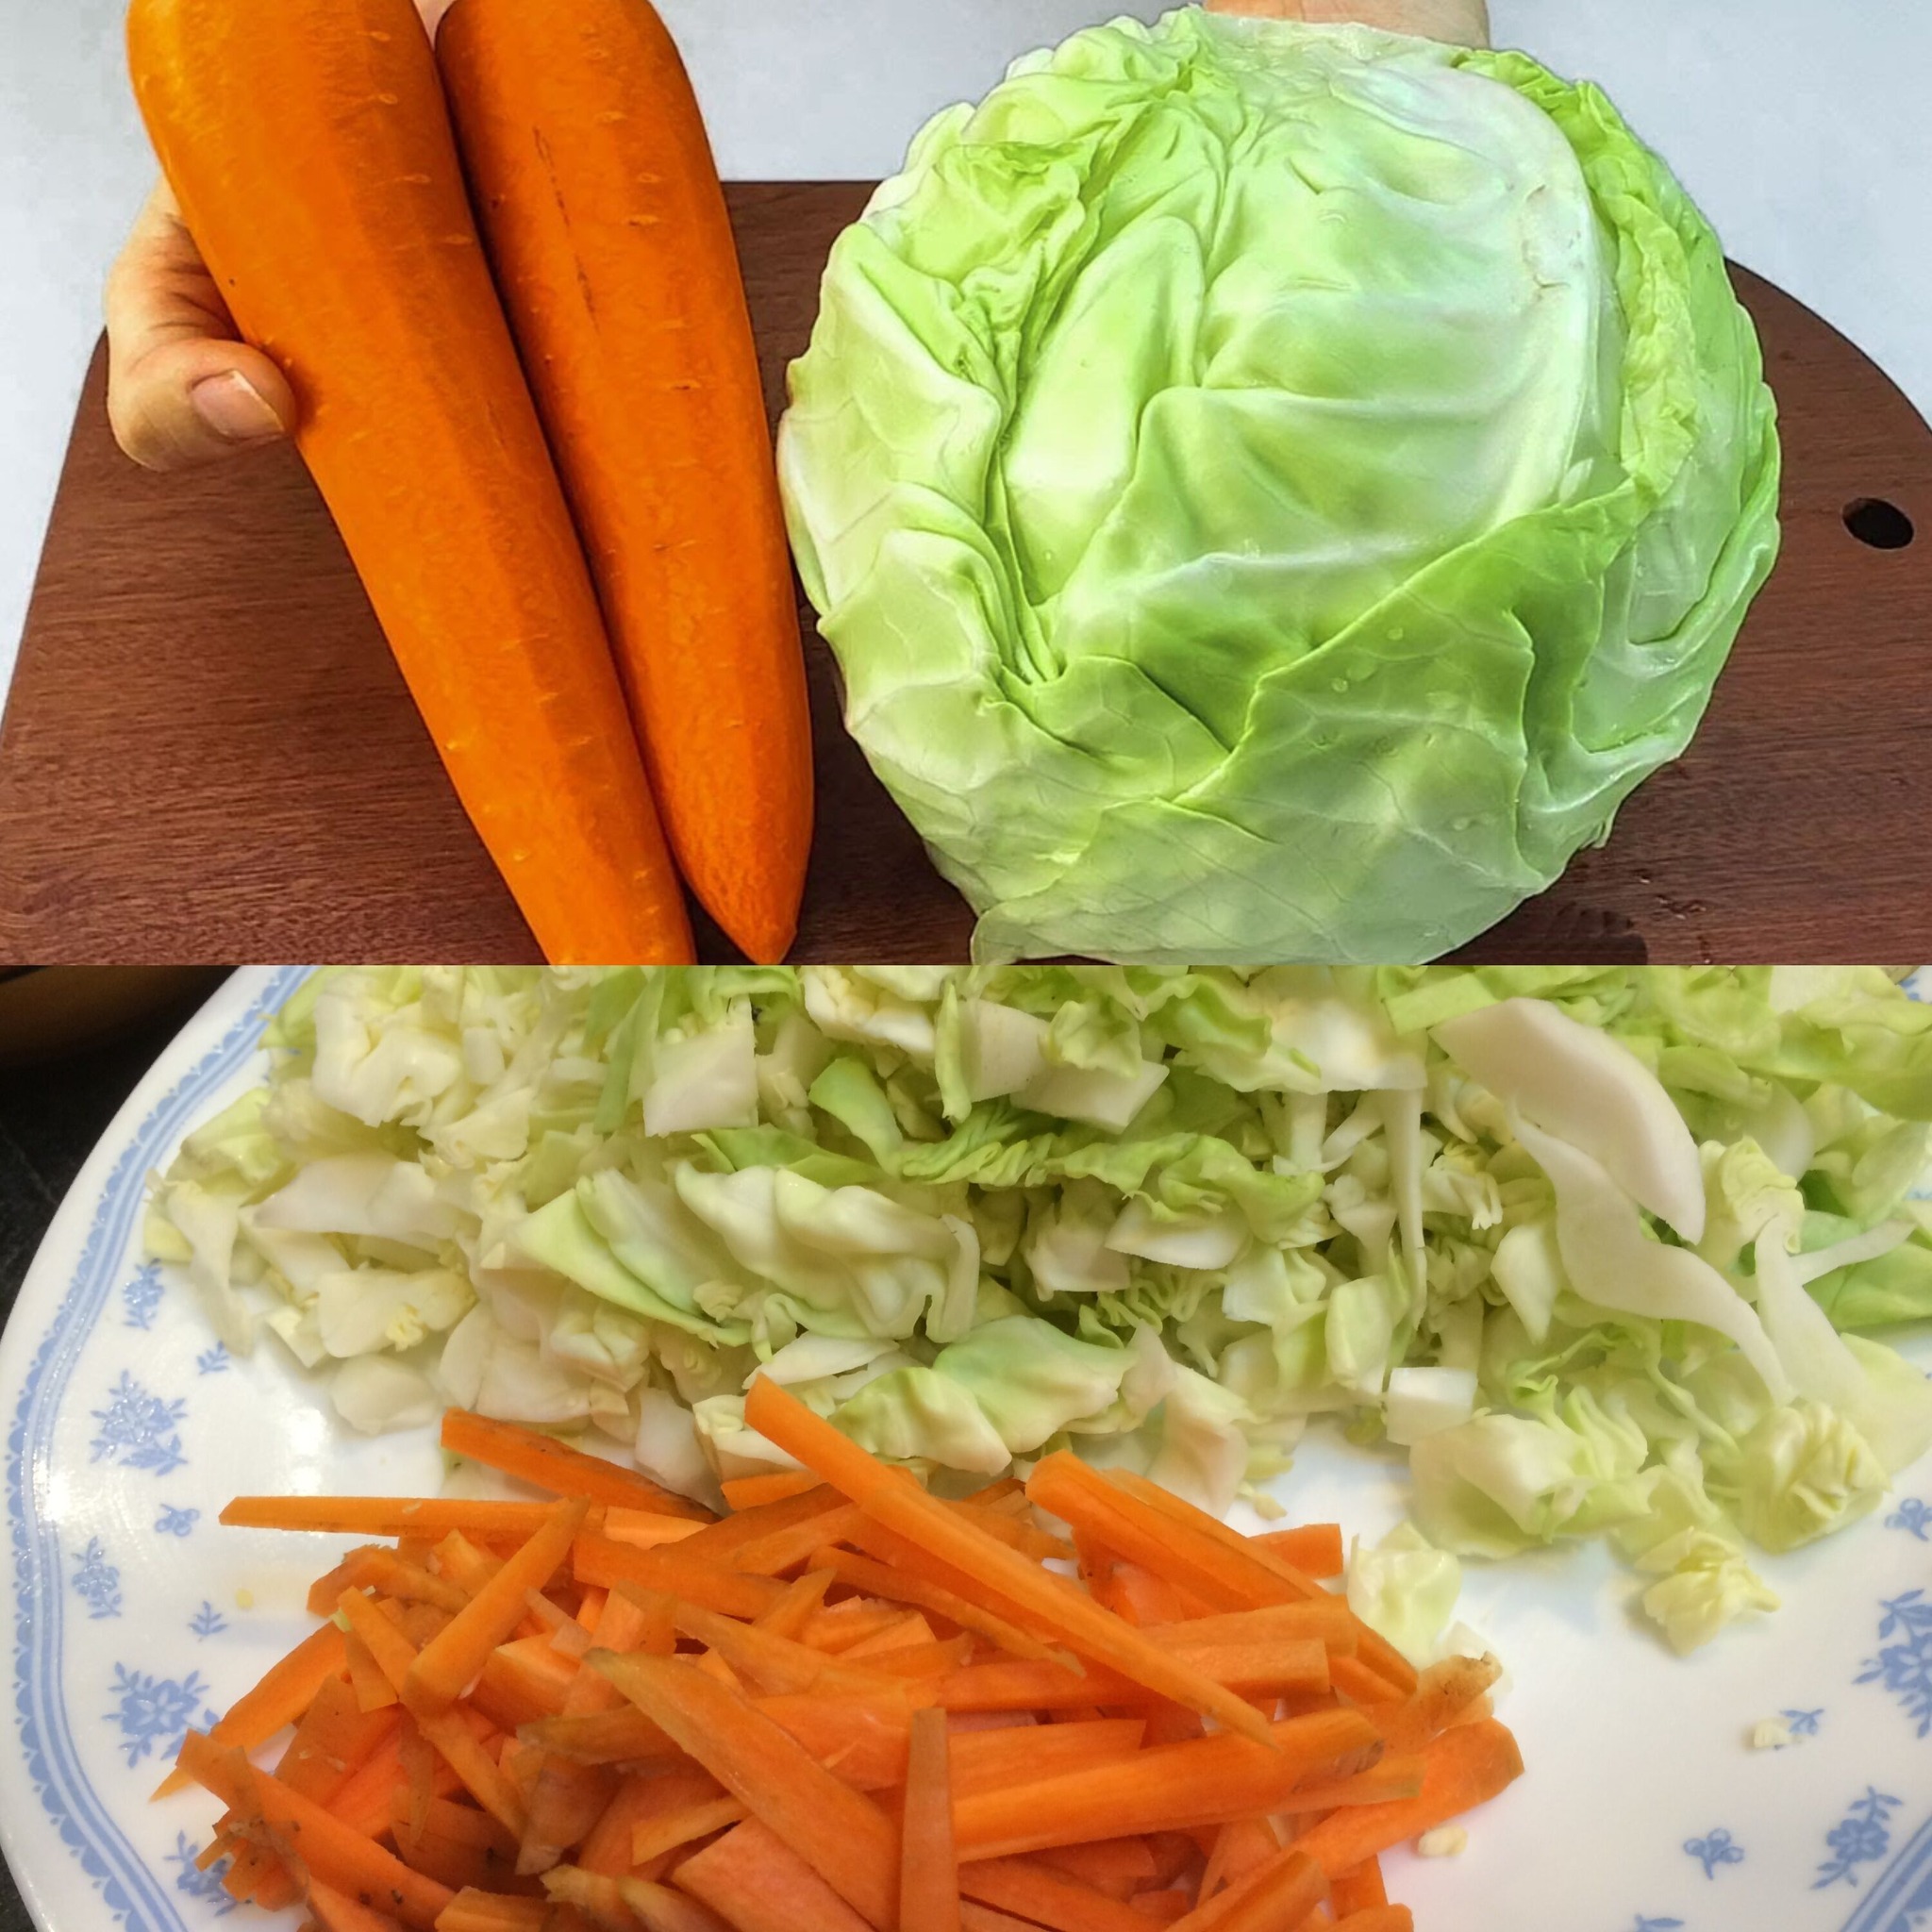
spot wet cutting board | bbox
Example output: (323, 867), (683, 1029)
(1, 182), (1927, 966)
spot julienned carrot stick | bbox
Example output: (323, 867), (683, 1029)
(541, 1865), (636, 1932)
(1161, 1638), (1330, 1698)
(223, 1499), (591, 1541)
(1291, 1721), (1524, 1877)
(1331, 1909), (1414, 1932)
(434, 1890), (551, 1932)
(1165, 1846), (1326, 1932)
(815, 1545), (1060, 1665)
(1251, 1524), (1345, 1579)
(948, 1721), (1146, 1801)
(154, 1623), (348, 1796)
(958, 1905), (1044, 1932)
(520, 1705), (675, 1766)
(675, 1820), (874, 1932)
(437, 0), (814, 964)
(275, 1678), (400, 1806)
(751, 1693), (913, 1790)
(590, 1651), (897, 1927)
(744, 1378), (1274, 1748)
(1035, 1839), (1159, 1895)
(617, 1878), (736, 1932)
(438, 1413), (711, 1521)
(408, 1500), (591, 1714)
(1330, 1859), (1389, 1914)
(949, 1709), (1382, 1859)
(678, 1486), (845, 1563)
(667, 1597), (914, 1701)
(1370, 1654), (1503, 1756)
(126, 0), (693, 966)
(959, 1858), (1155, 1932)
(1150, 1602), (1357, 1653)
(899, 1707), (960, 1932)
(1199, 1818), (1277, 1903)
(580, 1771), (717, 1879)
(308, 1878), (410, 1932)
(630, 1793), (746, 1866)
(1107, 1470), (1416, 1699)
(572, 1532), (783, 1621)
(175, 1733), (455, 1931)
(731, 1504), (865, 1577)
(933, 1661), (1144, 1714)
(723, 1472), (823, 1512)
(336, 1589), (527, 1837)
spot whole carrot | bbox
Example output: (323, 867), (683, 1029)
(438, 0), (814, 962)
(126, 0), (693, 964)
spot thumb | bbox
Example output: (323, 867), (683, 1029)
(105, 182), (299, 472)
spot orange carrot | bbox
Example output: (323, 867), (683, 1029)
(679, 1486), (846, 1564)
(630, 1793), (745, 1866)
(601, 1511), (707, 1552)
(309, 1548), (391, 1617)
(1329, 1861), (1388, 1915)
(813, 1545), (1060, 1665)
(1291, 1721), (1524, 1877)
(618, 1880), (732, 1932)
(1199, 1819), (1277, 1902)
(1330, 1910), (1412, 1932)
(126, 0), (693, 964)
(433, 1890), (551, 1932)
(579, 1771), (715, 1880)
(346, 1628), (402, 1713)
(437, 0), (814, 962)
(1161, 1639), (1330, 1699)
(1150, 1603), (1357, 1653)
(1165, 1847), (1326, 1932)
(337, 1588), (527, 1836)
(675, 1819), (874, 1932)
(958, 1858), (1154, 1932)
(751, 1693), (913, 1790)
(958, 1906), (1045, 1932)
(746, 1379), (1274, 1749)
(154, 1622), (348, 1796)
(438, 1413), (711, 1521)
(1127, 1891), (1191, 1924)
(408, 1501), (591, 1714)
(590, 1651), (897, 1926)
(800, 1600), (915, 1656)
(1034, 1840), (1158, 1898)
(1251, 1525), (1345, 1579)
(665, 1597), (912, 1701)
(223, 1499), (595, 1541)
(541, 1866), (635, 1932)
(308, 1878), (409, 1932)
(275, 1676), (400, 1806)
(757, 1569), (835, 1642)
(572, 1533), (783, 1621)
(328, 1724), (462, 1839)
(949, 1722), (1145, 1800)
(731, 1504), (865, 1577)
(899, 1707), (960, 1932)
(1369, 1655), (1503, 1756)
(860, 1636), (975, 1680)
(933, 1661), (1145, 1715)
(950, 1709), (1382, 1859)
(175, 1733), (455, 1930)
(723, 1472), (823, 1511)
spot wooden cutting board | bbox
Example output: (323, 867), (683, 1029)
(1, 182), (1927, 966)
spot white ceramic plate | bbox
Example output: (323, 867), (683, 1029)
(4, 966), (1931, 1932)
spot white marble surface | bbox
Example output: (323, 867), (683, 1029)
(1, 0), (1927, 701)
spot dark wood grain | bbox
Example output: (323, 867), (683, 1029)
(1, 182), (1927, 965)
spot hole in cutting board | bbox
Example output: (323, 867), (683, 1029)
(1843, 497), (1916, 549)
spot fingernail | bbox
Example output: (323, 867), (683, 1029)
(190, 371), (283, 443)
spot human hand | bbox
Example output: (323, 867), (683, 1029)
(1204, 0), (1491, 47)
(106, 0), (454, 471)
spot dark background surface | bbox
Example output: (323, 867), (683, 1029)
(0, 975), (222, 1932)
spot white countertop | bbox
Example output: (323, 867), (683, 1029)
(2, 0), (1927, 702)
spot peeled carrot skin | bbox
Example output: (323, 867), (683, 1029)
(438, 0), (813, 962)
(126, 0), (692, 964)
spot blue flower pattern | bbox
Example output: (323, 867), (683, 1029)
(1887, 1499), (1932, 1541)
(163, 1834), (236, 1917)
(1632, 1919), (1684, 1932)
(154, 1505), (199, 1539)
(189, 1602), (228, 1641)
(1857, 1591), (1932, 1739)
(89, 1373), (187, 1477)
(1783, 1707), (1825, 1738)
(71, 1536), (123, 1621)
(104, 1666), (217, 1770)
(1815, 1788), (1903, 1890)
(121, 1264), (165, 1332)
(193, 1344), (228, 1377)
(1685, 1827), (1745, 1879)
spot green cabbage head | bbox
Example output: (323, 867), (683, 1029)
(779, 10), (1781, 964)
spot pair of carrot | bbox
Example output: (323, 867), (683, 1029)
(127, 0), (811, 963)
(172, 1391), (1523, 1932)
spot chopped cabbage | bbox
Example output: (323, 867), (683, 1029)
(146, 964), (1932, 1647)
